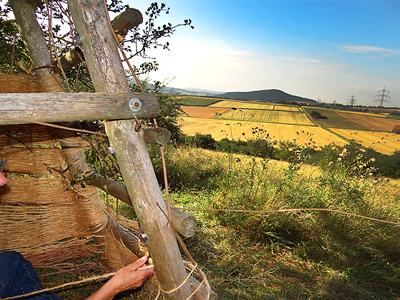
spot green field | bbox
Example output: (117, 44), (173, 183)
(178, 96), (222, 106)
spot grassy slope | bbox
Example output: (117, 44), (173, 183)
(178, 96), (222, 106)
(48, 146), (400, 300)
(159, 147), (400, 300)
(169, 148), (400, 300)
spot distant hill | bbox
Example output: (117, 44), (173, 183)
(162, 86), (222, 97)
(216, 89), (316, 104)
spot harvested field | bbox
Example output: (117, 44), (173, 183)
(181, 106), (230, 118)
(331, 129), (400, 155)
(336, 111), (399, 132)
(216, 109), (313, 125)
(303, 107), (397, 131)
(272, 104), (300, 112)
(179, 117), (346, 148)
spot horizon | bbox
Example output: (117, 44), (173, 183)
(171, 87), (400, 108)
(126, 0), (400, 108)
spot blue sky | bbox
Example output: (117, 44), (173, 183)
(127, 0), (399, 106)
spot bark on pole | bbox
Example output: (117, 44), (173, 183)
(66, 0), (193, 299)
(9, 0), (53, 77)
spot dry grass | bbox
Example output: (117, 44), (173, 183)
(168, 147), (400, 299)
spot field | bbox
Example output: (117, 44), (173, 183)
(336, 111), (399, 131)
(208, 99), (300, 111)
(181, 106), (230, 118)
(178, 96), (222, 106)
(179, 117), (345, 147)
(216, 108), (314, 125)
(209, 99), (276, 110)
(179, 100), (400, 155)
(330, 129), (400, 155)
(304, 107), (399, 131)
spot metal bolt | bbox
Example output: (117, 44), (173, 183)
(73, 33), (83, 48)
(129, 98), (142, 112)
(140, 232), (149, 242)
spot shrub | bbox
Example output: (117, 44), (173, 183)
(310, 110), (327, 119)
(369, 150), (400, 178)
(185, 133), (217, 150)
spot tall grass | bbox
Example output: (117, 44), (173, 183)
(161, 145), (400, 299)
(59, 142), (399, 299)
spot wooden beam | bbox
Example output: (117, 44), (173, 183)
(66, 0), (193, 299)
(89, 172), (197, 238)
(53, 48), (85, 74)
(0, 93), (159, 125)
(111, 8), (143, 42)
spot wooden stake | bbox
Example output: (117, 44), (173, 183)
(66, 0), (193, 298)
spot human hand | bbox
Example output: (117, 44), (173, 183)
(0, 172), (7, 186)
(109, 256), (154, 293)
(86, 256), (154, 300)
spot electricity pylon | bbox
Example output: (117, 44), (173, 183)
(347, 94), (356, 107)
(374, 87), (390, 107)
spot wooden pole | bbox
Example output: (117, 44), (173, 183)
(54, 8), (143, 73)
(0, 93), (159, 125)
(9, 0), (53, 77)
(66, 0), (193, 299)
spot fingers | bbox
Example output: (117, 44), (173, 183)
(127, 256), (151, 272)
(133, 256), (149, 269)
(137, 264), (154, 277)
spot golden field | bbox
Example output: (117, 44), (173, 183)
(179, 117), (346, 147)
(336, 111), (399, 132)
(330, 129), (400, 155)
(217, 109), (314, 125)
(179, 100), (400, 155)
(209, 100), (275, 110)
(181, 106), (230, 118)
(209, 100), (300, 111)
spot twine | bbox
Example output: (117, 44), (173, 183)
(2, 272), (117, 300)
(176, 207), (400, 226)
(158, 262), (198, 295)
(0, 116), (107, 137)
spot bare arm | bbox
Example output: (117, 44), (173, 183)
(86, 256), (154, 300)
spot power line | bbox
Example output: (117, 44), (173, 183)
(347, 94), (356, 107)
(374, 87), (390, 107)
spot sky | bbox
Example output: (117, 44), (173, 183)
(124, 0), (400, 107)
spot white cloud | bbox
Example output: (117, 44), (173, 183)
(342, 45), (398, 55)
